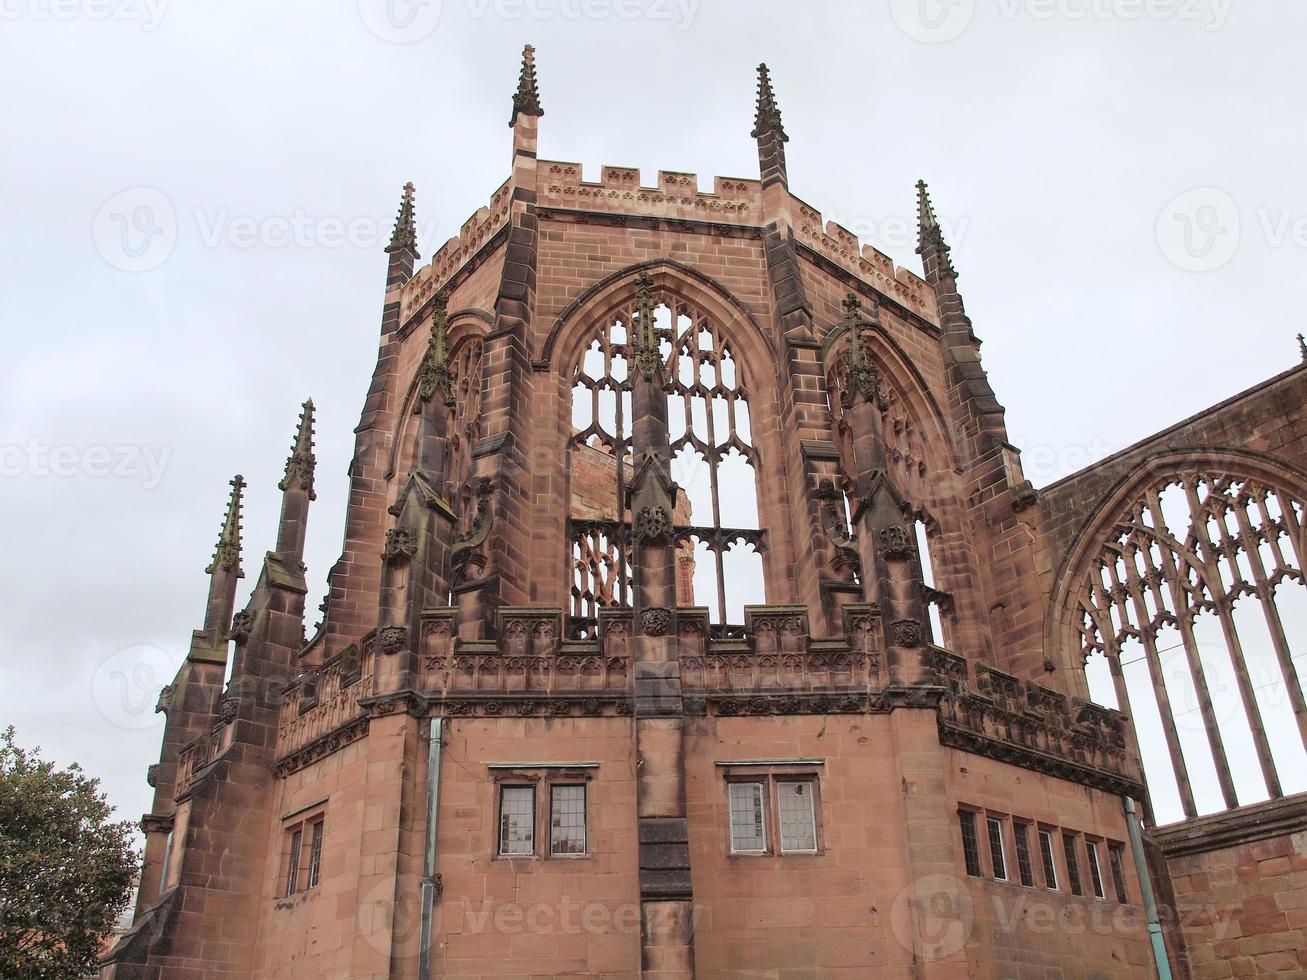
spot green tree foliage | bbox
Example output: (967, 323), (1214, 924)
(0, 727), (137, 979)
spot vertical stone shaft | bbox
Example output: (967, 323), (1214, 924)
(753, 63), (851, 634)
(627, 274), (695, 978)
(841, 297), (929, 683)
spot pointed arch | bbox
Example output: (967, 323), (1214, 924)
(552, 262), (784, 636)
(1048, 447), (1307, 822)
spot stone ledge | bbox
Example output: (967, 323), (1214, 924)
(1151, 792), (1307, 857)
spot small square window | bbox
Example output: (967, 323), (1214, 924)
(959, 811), (982, 877)
(1038, 830), (1059, 890)
(285, 829), (302, 897)
(776, 781), (817, 853)
(728, 782), (767, 853)
(550, 784), (586, 856)
(499, 785), (536, 856)
(1086, 840), (1106, 899)
(307, 820), (324, 889)
(986, 817), (1008, 881)
(1013, 822), (1035, 887)
(1063, 833), (1084, 896)
(1108, 844), (1129, 904)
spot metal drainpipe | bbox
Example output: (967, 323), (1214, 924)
(418, 718), (444, 980)
(1124, 795), (1174, 980)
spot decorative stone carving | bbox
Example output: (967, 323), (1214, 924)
(633, 505), (673, 545)
(383, 527), (418, 564)
(378, 626), (408, 654)
(146, 763), (159, 788)
(641, 607), (673, 636)
(155, 684), (174, 715)
(230, 610), (254, 643)
(876, 525), (916, 561)
(890, 618), (924, 648)
(1011, 480), (1039, 513)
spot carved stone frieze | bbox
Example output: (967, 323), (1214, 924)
(641, 607), (673, 636)
(378, 626), (408, 654)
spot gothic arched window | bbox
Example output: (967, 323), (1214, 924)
(823, 330), (951, 644)
(568, 289), (765, 637)
(1075, 467), (1307, 824)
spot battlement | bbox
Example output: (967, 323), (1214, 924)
(398, 177), (513, 323)
(791, 196), (938, 321)
(537, 160), (762, 224)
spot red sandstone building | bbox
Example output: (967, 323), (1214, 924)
(102, 48), (1307, 979)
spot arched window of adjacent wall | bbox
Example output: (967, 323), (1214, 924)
(823, 333), (953, 647)
(1076, 468), (1307, 825)
(568, 289), (765, 637)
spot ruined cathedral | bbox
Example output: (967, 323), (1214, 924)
(103, 48), (1307, 979)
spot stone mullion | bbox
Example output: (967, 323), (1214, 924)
(1181, 481), (1282, 800)
(623, 279), (695, 978)
(1134, 499), (1233, 815)
(1231, 495), (1307, 751)
(1103, 554), (1199, 819)
(1084, 599), (1157, 823)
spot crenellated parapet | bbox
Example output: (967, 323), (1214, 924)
(537, 162), (761, 224)
(792, 197), (937, 320)
(398, 178), (513, 323)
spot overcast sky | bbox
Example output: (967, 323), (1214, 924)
(2, 1), (1305, 837)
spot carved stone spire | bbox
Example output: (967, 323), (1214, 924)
(279, 400), (316, 498)
(207, 474), (245, 577)
(276, 401), (316, 563)
(417, 292), (454, 409)
(509, 44), (543, 126)
(385, 182), (418, 257)
(840, 293), (881, 409)
(753, 63), (789, 191)
(1299, 333), (1306, 363)
(631, 271), (662, 384)
(751, 63), (788, 142)
(916, 179), (957, 282)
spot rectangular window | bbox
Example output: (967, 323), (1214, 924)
(1063, 833), (1084, 896)
(1108, 845), (1129, 903)
(728, 782), (767, 853)
(550, 785), (586, 856)
(1038, 830), (1059, 890)
(959, 811), (982, 877)
(285, 829), (302, 897)
(1086, 840), (1106, 899)
(1013, 822), (1035, 887)
(307, 821), (324, 888)
(986, 817), (1008, 881)
(776, 781), (817, 853)
(499, 785), (536, 856)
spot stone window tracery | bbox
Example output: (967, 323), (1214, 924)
(568, 290), (766, 636)
(1075, 468), (1307, 823)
